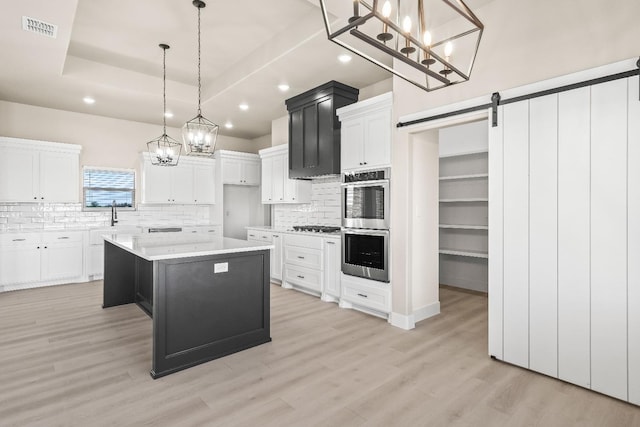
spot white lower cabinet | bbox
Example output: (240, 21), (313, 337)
(271, 233), (283, 281)
(0, 231), (84, 290)
(321, 236), (341, 302)
(339, 273), (391, 315)
(282, 234), (323, 294)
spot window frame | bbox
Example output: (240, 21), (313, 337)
(82, 166), (137, 211)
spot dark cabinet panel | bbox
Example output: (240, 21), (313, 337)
(286, 81), (358, 178)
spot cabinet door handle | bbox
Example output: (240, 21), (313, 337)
(44, 246), (48, 249)
(327, 241), (335, 245)
(41, 197), (44, 200)
(297, 275), (305, 279)
(58, 236), (69, 240)
(359, 162), (363, 165)
(249, 234), (256, 238)
(357, 293), (368, 298)
(262, 236), (268, 239)
(297, 256), (305, 259)
(12, 238), (26, 242)
(363, 162), (367, 165)
(37, 246), (40, 249)
(273, 235), (279, 238)
(208, 230), (215, 233)
(33, 196), (37, 200)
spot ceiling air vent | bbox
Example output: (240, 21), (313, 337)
(22, 16), (58, 38)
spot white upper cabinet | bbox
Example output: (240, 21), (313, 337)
(337, 92), (392, 172)
(141, 153), (215, 204)
(218, 151), (261, 186)
(0, 137), (80, 203)
(259, 145), (311, 204)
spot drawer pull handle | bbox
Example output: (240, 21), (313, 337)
(58, 236), (69, 240)
(208, 230), (215, 233)
(12, 238), (26, 242)
(327, 242), (335, 245)
(273, 235), (279, 238)
(249, 234), (256, 237)
(357, 293), (368, 298)
(262, 236), (268, 239)
(297, 256), (305, 259)
(297, 275), (305, 279)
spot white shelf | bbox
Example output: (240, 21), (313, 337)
(439, 149), (488, 158)
(439, 249), (489, 259)
(439, 198), (488, 203)
(439, 224), (488, 230)
(439, 173), (488, 181)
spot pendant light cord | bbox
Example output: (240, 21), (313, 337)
(197, 5), (202, 116)
(162, 47), (167, 135)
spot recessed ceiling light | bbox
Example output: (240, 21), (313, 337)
(164, 112), (174, 118)
(278, 84), (290, 92)
(83, 96), (95, 105)
(338, 54), (352, 63)
(225, 122), (233, 129)
(239, 103), (249, 111)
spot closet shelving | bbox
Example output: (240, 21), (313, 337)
(439, 148), (489, 292)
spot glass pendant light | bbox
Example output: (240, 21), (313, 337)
(147, 44), (182, 166)
(182, 0), (218, 157)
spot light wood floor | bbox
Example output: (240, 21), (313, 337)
(1, 282), (638, 427)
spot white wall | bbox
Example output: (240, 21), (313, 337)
(438, 121), (489, 157)
(390, 0), (640, 317)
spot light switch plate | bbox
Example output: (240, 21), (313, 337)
(214, 262), (229, 273)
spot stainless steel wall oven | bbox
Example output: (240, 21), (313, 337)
(341, 228), (389, 282)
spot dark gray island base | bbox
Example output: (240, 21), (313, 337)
(103, 239), (271, 379)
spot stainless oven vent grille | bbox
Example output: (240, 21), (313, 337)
(22, 16), (58, 38)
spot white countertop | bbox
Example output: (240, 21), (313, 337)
(103, 232), (274, 261)
(245, 225), (341, 238)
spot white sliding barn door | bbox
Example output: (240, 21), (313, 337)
(590, 79), (628, 401)
(488, 109), (504, 359)
(628, 76), (640, 406)
(502, 101), (530, 369)
(557, 87), (591, 388)
(528, 95), (558, 377)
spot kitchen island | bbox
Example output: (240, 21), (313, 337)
(102, 232), (273, 378)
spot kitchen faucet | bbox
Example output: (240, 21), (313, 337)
(111, 200), (118, 227)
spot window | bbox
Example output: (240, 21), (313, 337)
(83, 167), (135, 209)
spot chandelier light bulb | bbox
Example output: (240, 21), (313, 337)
(382, 1), (391, 18)
(423, 31), (432, 47)
(402, 16), (412, 34)
(444, 41), (453, 59)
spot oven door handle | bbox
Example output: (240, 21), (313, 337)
(341, 228), (389, 237)
(341, 179), (389, 188)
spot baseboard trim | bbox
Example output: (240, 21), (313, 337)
(390, 312), (415, 330)
(414, 301), (441, 323)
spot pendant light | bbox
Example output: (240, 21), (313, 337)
(182, 0), (218, 157)
(147, 44), (182, 166)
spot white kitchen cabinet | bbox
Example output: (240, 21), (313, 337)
(282, 234), (323, 294)
(141, 153), (215, 204)
(337, 92), (392, 172)
(0, 137), (80, 203)
(259, 145), (311, 204)
(321, 236), (341, 302)
(220, 153), (260, 186)
(339, 273), (391, 315)
(0, 231), (84, 290)
(271, 232), (283, 281)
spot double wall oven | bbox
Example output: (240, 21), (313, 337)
(341, 169), (390, 283)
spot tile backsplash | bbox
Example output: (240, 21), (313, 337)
(0, 203), (212, 232)
(272, 176), (341, 229)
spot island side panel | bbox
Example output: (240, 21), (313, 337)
(134, 257), (154, 317)
(103, 241), (136, 308)
(151, 249), (271, 379)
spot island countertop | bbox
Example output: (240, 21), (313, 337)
(103, 232), (274, 261)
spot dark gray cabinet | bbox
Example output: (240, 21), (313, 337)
(286, 81), (358, 178)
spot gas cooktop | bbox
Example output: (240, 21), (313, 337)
(291, 225), (341, 233)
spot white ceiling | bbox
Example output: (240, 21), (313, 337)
(0, 0), (395, 139)
(0, 0), (498, 140)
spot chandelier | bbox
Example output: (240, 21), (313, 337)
(147, 43), (182, 166)
(319, 0), (484, 92)
(182, 0), (219, 157)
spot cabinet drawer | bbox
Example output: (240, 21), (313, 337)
(44, 231), (83, 244)
(247, 230), (272, 243)
(284, 264), (322, 292)
(284, 233), (322, 250)
(341, 278), (391, 313)
(284, 246), (322, 270)
(0, 233), (41, 247)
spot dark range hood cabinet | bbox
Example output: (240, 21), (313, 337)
(285, 81), (359, 178)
